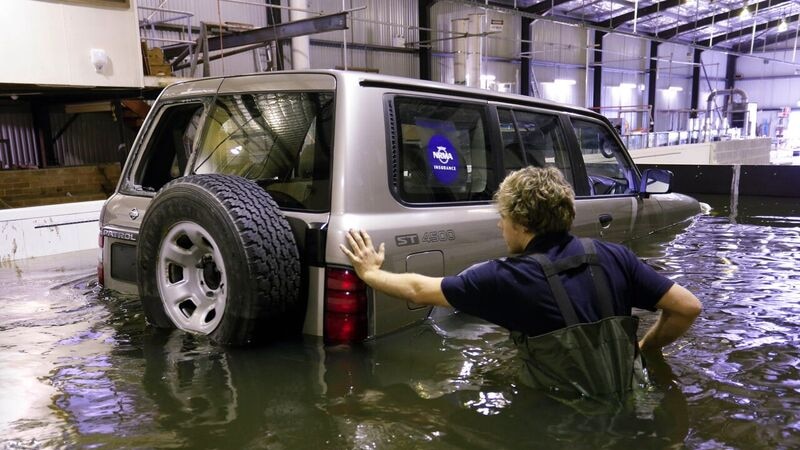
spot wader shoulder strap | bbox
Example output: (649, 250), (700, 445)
(528, 238), (615, 326)
(529, 253), (580, 326)
(580, 238), (615, 319)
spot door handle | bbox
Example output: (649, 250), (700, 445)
(598, 213), (613, 229)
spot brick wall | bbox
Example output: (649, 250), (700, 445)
(0, 163), (121, 208)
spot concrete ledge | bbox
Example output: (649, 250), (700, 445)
(0, 200), (104, 262)
(629, 137), (771, 166)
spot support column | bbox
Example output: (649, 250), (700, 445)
(290, 0), (310, 69)
(689, 48), (702, 119)
(31, 102), (55, 168)
(647, 41), (659, 132)
(419, 0), (432, 80)
(267, 0), (285, 70)
(521, 17), (532, 96)
(723, 54), (738, 118)
(592, 30), (606, 110)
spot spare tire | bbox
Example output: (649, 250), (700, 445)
(136, 174), (301, 345)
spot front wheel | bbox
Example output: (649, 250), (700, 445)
(136, 174), (302, 345)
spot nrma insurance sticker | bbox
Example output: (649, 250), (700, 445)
(427, 135), (459, 184)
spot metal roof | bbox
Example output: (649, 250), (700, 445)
(474, 0), (800, 55)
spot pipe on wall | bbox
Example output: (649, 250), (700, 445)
(452, 18), (468, 85)
(467, 13), (482, 88)
(290, 0), (311, 69)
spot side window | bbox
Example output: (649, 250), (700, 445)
(193, 92), (334, 211)
(133, 102), (205, 192)
(572, 119), (636, 196)
(497, 109), (572, 185)
(394, 97), (493, 203)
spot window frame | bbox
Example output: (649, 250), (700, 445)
(495, 106), (576, 185)
(189, 90), (336, 212)
(387, 94), (499, 207)
(119, 97), (212, 197)
(563, 114), (642, 198)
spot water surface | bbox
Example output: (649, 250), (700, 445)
(1, 194), (799, 449)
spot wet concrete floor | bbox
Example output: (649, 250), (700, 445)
(1, 194), (799, 449)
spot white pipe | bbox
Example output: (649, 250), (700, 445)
(290, 0), (311, 69)
(452, 18), (468, 85)
(467, 13), (483, 88)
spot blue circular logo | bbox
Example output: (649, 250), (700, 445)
(427, 135), (459, 185)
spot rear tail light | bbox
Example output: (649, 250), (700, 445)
(324, 267), (367, 344)
(97, 232), (104, 287)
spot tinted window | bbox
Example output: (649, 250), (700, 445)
(572, 119), (636, 196)
(498, 109), (572, 185)
(395, 98), (493, 203)
(193, 92), (334, 211)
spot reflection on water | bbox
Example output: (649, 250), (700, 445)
(1, 195), (799, 449)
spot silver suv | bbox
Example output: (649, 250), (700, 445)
(99, 70), (700, 345)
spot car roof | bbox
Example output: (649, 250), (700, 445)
(160, 69), (609, 123)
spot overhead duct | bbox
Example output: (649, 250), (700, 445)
(452, 18), (468, 85)
(705, 88), (750, 140)
(467, 13), (483, 88)
(290, 0), (310, 69)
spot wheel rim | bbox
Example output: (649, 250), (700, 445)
(156, 221), (227, 335)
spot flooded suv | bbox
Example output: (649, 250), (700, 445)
(99, 70), (700, 345)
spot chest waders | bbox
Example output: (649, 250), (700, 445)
(510, 239), (647, 402)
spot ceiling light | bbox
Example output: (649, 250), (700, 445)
(619, 82), (637, 89)
(778, 20), (788, 32)
(554, 78), (576, 85)
(740, 7), (751, 20)
(668, 85), (684, 92)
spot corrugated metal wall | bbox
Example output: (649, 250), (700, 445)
(0, 105), (39, 169)
(51, 112), (135, 167)
(0, 105), (135, 169)
(430, 1), (520, 90)
(654, 43), (701, 133)
(310, 0), (417, 47)
(3, 0), (792, 166)
(531, 21), (587, 106)
(306, 0), (418, 77)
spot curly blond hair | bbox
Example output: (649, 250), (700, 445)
(494, 166), (575, 234)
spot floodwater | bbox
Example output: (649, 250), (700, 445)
(1, 194), (799, 449)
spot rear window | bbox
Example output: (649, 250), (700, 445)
(393, 97), (494, 204)
(193, 92), (334, 211)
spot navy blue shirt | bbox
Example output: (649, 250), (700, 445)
(440, 232), (674, 337)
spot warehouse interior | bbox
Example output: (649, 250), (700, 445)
(1, 0), (799, 190)
(3, 2), (800, 449)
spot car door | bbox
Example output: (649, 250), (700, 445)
(496, 108), (597, 238)
(567, 117), (641, 243)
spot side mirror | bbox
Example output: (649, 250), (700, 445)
(639, 168), (673, 194)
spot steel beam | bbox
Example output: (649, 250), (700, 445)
(524, 0), (575, 16)
(696, 13), (800, 48)
(657, 0), (790, 40)
(601, 0), (683, 29)
(731, 20), (800, 53)
(163, 12), (348, 60)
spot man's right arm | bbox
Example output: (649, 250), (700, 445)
(639, 284), (701, 352)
